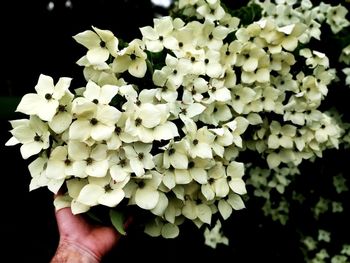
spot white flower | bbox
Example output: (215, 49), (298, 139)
(126, 171), (163, 210)
(49, 92), (74, 134)
(16, 74), (72, 121)
(6, 116), (50, 159)
(123, 142), (155, 177)
(77, 175), (127, 207)
(68, 141), (109, 178)
(69, 90), (121, 142)
(161, 140), (189, 170)
(112, 39), (147, 78)
(73, 26), (119, 64)
(46, 145), (74, 180)
(140, 16), (178, 52)
(204, 220), (229, 248)
(181, 116), (215, 159)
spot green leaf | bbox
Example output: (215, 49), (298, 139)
(109, 209), (127, 235)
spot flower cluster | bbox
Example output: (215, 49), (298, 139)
(5, 0), (350, 248)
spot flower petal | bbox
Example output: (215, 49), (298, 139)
(135, 187), (159, 210)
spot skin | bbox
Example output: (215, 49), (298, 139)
(50, 206), (131, 263)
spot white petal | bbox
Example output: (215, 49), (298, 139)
(218, 200), (233, 220)
(201, 184), (215, 200)
(161, 223), (179, 239)
(130, 159), (145, 177)
(73, 30), (100, 49)
(77, 184), (105, 206)
(97, 105), (121, 124)
(139, 104), (161, 128)
(91, 124), (114, 141)
(144, 220), (162, 237)
(268, 134), (280, 149)
(48, 178), (65, 194)
(68, 141), (89, 160)
(207, 63), (223, 78)
(227, 193), (245, 210)
(86, 160), (109, 177)
(20, 141), (43, 159)
(182, 201), (197, 220)
(174, 169), (192, 184)
(213, 88), (231, 102)
(5, 136), (20, 146)
(54, 195), (72, 211)
(151, 192), (168, 216)
(66, 178), (88, 198)
(267, 153), (281, 169)
(100, 85), (119, 104)
(191, 143), (212, 159)
(214, 179), (230, 198)
(87, 47), (110, 64)
(46, 160), (65, 179)
(229, 179), (247, 195)
(71, 200), (90, 214)
(11, 125), (35, 143)
(129, 60), (147, 78)
(197, 204), (212, 224)
(243, 57), (258, 72)
(186, 103), (206, 118)
(135, 187), (159, 210)
(163, 172), (176, 189)
(69, 120), (92, 142)
(190, 168), (208, 184)
(153, 122), (179, 141)
(16, 94), (43, 116)
(170, 152), (188, 170)
(35, 74), (55, 95)
(98, 189), (125, 207)
(49, 112), (72, 134)
(91, 144), (108, 161)
(140, 26), (158, 40)
(28, 157), (46, 177)
(146, 41), (163, 52)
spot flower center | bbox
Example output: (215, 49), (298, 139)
(34, 135), (41, 142)
(86, 157), (93, 165)
(100, 41), (106, 48)
(138, 152), (144, 160)
(104, 184), (112, 192)
(45, 93), (52, 100)
(135, 117), (142, 126)
(115, 126), (121, 135)
(58, 105), (66, 112)
(168, 148), (175, 155)
(119, 159), (127, 167)
(130, 53), (137, 60)
(90, 118), (98, 125)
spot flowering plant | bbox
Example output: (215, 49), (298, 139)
(5, 0), (350, 255)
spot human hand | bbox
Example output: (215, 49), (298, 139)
(51, 205), (129, 263)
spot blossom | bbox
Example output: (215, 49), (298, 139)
(73, 26), (119, 65)
(204, 220), (229, 249)
(6, 116), (50, 159)
(112, 39), (147, 78)
(16, 74), (71, 122)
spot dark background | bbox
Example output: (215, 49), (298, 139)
(1, 1), (348, 262)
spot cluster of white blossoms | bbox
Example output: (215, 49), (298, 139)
(5, 0), (349, 247)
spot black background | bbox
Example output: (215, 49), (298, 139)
(1, 1), (347, 262)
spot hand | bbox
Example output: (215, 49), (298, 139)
(51, 206), (123, 263)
